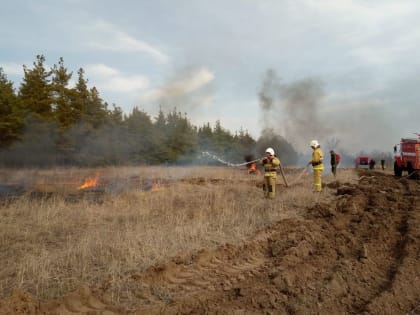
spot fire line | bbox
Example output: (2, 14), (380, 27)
(78, 173), (100, 190)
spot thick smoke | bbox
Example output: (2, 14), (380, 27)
(0, 117), (60, 167)
(257, 68), (400, 166)
(258, 69), (333, 154)
(255, 128), (298, 166)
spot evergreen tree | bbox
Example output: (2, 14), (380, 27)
(72, 68), (89, 122)
(1, 116), (59, 167)
(125, 107), (154, 163)
(236, 128), (256, 150)
(150, 108), (168, 162)
(19, 54), (54, 120)
(108, 104), (124, 126)
(0, 54), (265, 166)
(164, 109), (197, 163)
(85, 86), (109, 128)
(212, 120), (234, 154)
(232, 127), (257, 159)
(71, 68), (110, 128)
(197, 122), (213, 151)
(0, 68), (24, 148)
(51, 57), (73, 129)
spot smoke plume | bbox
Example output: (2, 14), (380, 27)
(257, 68), (398, 159)
(258, 69), (333, 153)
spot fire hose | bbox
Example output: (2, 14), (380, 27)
(288, 165), (310, 186)
(201, 151), (290, 187)
(398, 170), (419, 180)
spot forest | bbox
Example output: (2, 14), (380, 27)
(0, 55), (298, 167)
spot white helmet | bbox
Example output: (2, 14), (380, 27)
(265, 147), (275, 155)
(310, 140), (319, 148)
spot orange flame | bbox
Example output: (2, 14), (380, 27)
(78, 173), (100, 190)
(247, 163), (261, 175)
(151, 182), (159, 192)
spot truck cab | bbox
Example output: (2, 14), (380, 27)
(394, 138), (420, 178)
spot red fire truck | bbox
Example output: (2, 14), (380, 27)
(355, 156), (370, 169)
(394, 137), (420, 178)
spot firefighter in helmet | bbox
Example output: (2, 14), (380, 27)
(260, 147), (280, 199)
(308, 140), (324, 192)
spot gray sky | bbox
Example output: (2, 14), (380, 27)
(1, 0), (419, 154)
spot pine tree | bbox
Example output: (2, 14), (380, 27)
(72, 68), (110, 127)
(150, 108), (168, 162)
(0, 68), (24, 148)
(108, 104), (124, 126)
(19, 54), (54, 120)
(72, 68), (89, 122)
(164, 109), (197, 163)
(85, 86), (109, 128)
(198, 122), (213, 151)
(125, 107), (154, 163)
(51, 57), (73, 129)
(213, 120), (234, 154)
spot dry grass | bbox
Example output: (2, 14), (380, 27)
(0, 166), (359, 304)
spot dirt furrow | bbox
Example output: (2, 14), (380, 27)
(0, 170), (419, 314)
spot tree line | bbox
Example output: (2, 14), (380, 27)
(1, 55), (299, 167)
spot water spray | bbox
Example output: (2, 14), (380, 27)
(201, 151), (261, 167)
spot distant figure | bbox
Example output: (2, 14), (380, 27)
(260, 147), (280, 199)
(394, 145), (397, 153)
(307, 140), (324, 192)
(369, 159), (376, 169)
(330, 150), (337, 177)
(381, 159), (385, 170)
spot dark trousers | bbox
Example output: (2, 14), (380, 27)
(331, 165), (337, 177)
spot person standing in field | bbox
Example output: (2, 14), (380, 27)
(330, 150), (337, 177)
(308, 140), (324, 192)
(260, 147), (280, 199)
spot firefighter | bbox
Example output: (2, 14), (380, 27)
(330, 150), (337, 177)
(260, 147), (280, 199)
(308, 140), (324, 192)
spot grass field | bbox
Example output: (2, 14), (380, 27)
(0, 166), (358, 306)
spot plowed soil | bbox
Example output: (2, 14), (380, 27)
(0, 170), (419, 314)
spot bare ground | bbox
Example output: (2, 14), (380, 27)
(0, 169), (419, 314)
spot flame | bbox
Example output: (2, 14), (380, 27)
(143, 181), (160, 192)
(247, 162), (261, 175)
(151, 182), (159, 192)
(78, 173), (100, 190)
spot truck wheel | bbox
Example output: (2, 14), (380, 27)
(407, 162), (417, 179)
(394, 161), (402, 177)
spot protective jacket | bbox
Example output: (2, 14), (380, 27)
(311, 147), (324, 170)
(260, 156), (281, 199)
(261, 156), (280, 176)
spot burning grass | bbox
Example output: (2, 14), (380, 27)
(0, 166), (359, 306)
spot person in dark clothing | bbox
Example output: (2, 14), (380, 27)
(381, 159), (385, 170)
(330, 150), (337, 177)
(369, 159), (376, 169)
